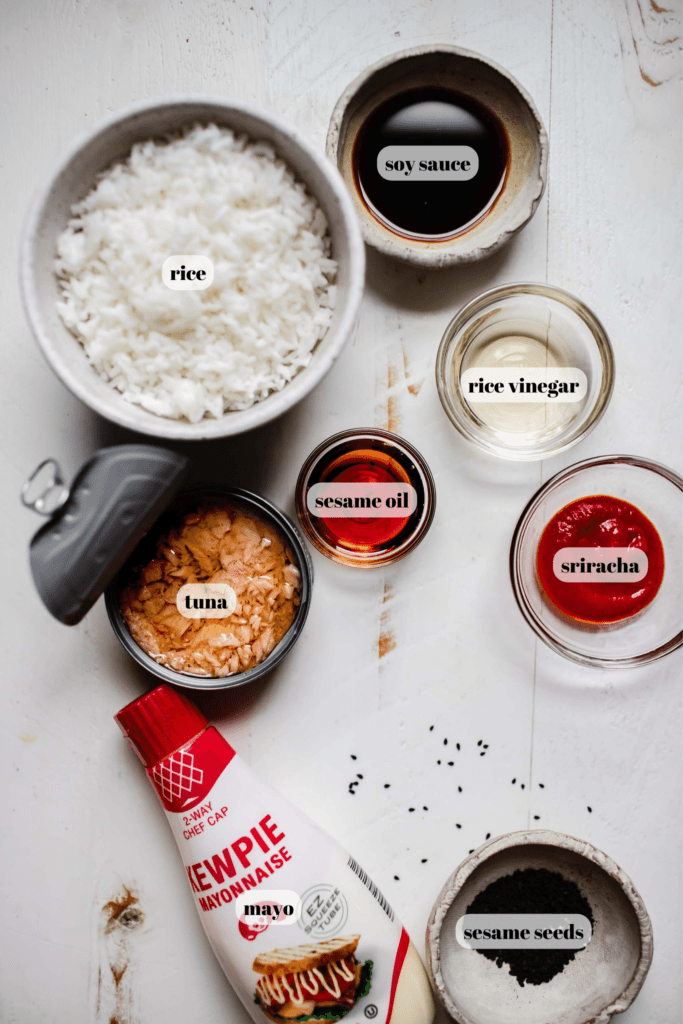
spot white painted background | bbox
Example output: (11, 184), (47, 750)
(1, 0), (681, 1021)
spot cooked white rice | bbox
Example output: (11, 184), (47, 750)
(55, 124), (337, 423)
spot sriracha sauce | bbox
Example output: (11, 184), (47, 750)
(536, 495), (665, 624)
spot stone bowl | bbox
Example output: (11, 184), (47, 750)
(326, 46), (547, 268)
(426, 830), (653, 1024)
(20, 96), (365, 440)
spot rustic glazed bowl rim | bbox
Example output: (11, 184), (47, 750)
(20, 94), (365, 440)
(435, 281), (616, 461)
(326, 44), (548, 267)
(426, 828), (654, 1024)
(510, 454), (683, 667)
(105, 485), (313, 690)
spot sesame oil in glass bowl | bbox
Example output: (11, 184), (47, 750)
(295, 428), (436, 568)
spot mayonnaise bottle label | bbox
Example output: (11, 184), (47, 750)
(148, 726), (431, 1024)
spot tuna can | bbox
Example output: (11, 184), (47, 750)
(22, 445), (312, 690)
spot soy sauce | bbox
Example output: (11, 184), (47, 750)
(353, 87), (508, 239)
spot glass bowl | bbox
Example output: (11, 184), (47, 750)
(510, 456), (683, 668)
(295, 428), (436, 567)
(436, 283), (614, 461)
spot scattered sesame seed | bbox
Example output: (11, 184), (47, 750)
(483, 744), (488, 749)
(456, 823), (461, 829)
(458, 786), (462, 792)
(587, 806), (592, 813)
(437, 760), (441, 765)
(409, 807), (415, 812)
(512, 778), (516, 784)
(480, 752), (485, 757)
(394, 875), (399, 880)
(350, 755), (357, 760)
(456, 743), (460, 750)
(539, 783), (545, 788)
(534, 815), (540, 820)
(486, 833), (491, 839)
(423, 806), (428, 811)
(448, 761), (454, 766)
(429, 725), (434, 731)
(443, 739), (448, 746)
(477, 740), (482, 746)
(421, 859), (427, 863)
(357, 774), (363, 779)
(521, 784), (525, 790)
(384, 784), (390, 789)
(469, 849), (474, 854)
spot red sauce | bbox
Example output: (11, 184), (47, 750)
(536, 495), (665, 624)
(296, 429), (435, 567)
(318, 454), (411, 551)
(308, 441), (424, 554)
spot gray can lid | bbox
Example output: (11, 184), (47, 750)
(25, 445), (188, 625)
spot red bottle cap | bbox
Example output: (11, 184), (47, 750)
(115, 684), (207, 767)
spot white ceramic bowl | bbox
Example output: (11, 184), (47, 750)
(20, 96), (365, 440)
(426, 830), (653, 1024)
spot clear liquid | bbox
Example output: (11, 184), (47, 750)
(460, 332), (581, 444)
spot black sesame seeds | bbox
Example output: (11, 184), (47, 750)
(466, 868), (594, 987)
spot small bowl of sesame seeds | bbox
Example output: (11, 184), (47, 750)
(426, 829), (653, 1024)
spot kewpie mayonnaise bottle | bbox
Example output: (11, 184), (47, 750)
(116, 684), (434, 1024)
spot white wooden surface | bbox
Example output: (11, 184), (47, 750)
(2, 1), (681, 1021)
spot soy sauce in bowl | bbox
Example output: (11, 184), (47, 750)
(353, 87), (509, 240)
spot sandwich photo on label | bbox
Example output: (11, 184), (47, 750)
(253, 933), (373, 1021)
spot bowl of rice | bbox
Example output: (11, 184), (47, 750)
(20, 97), (365, 438)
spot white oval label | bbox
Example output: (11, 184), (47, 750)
(456, 914), (592, 950)
(162, 254), (214, 290)
(462, 367), (588, 403)
(377, 146), (479, 181)
(552, 548), (649, 582)
(177, 583), (237, 618)
(307, 483), (417, 517)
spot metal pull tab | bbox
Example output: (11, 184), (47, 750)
(21, 459), (70, 516)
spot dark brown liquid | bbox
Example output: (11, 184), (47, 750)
(353, 88), (509, 239)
